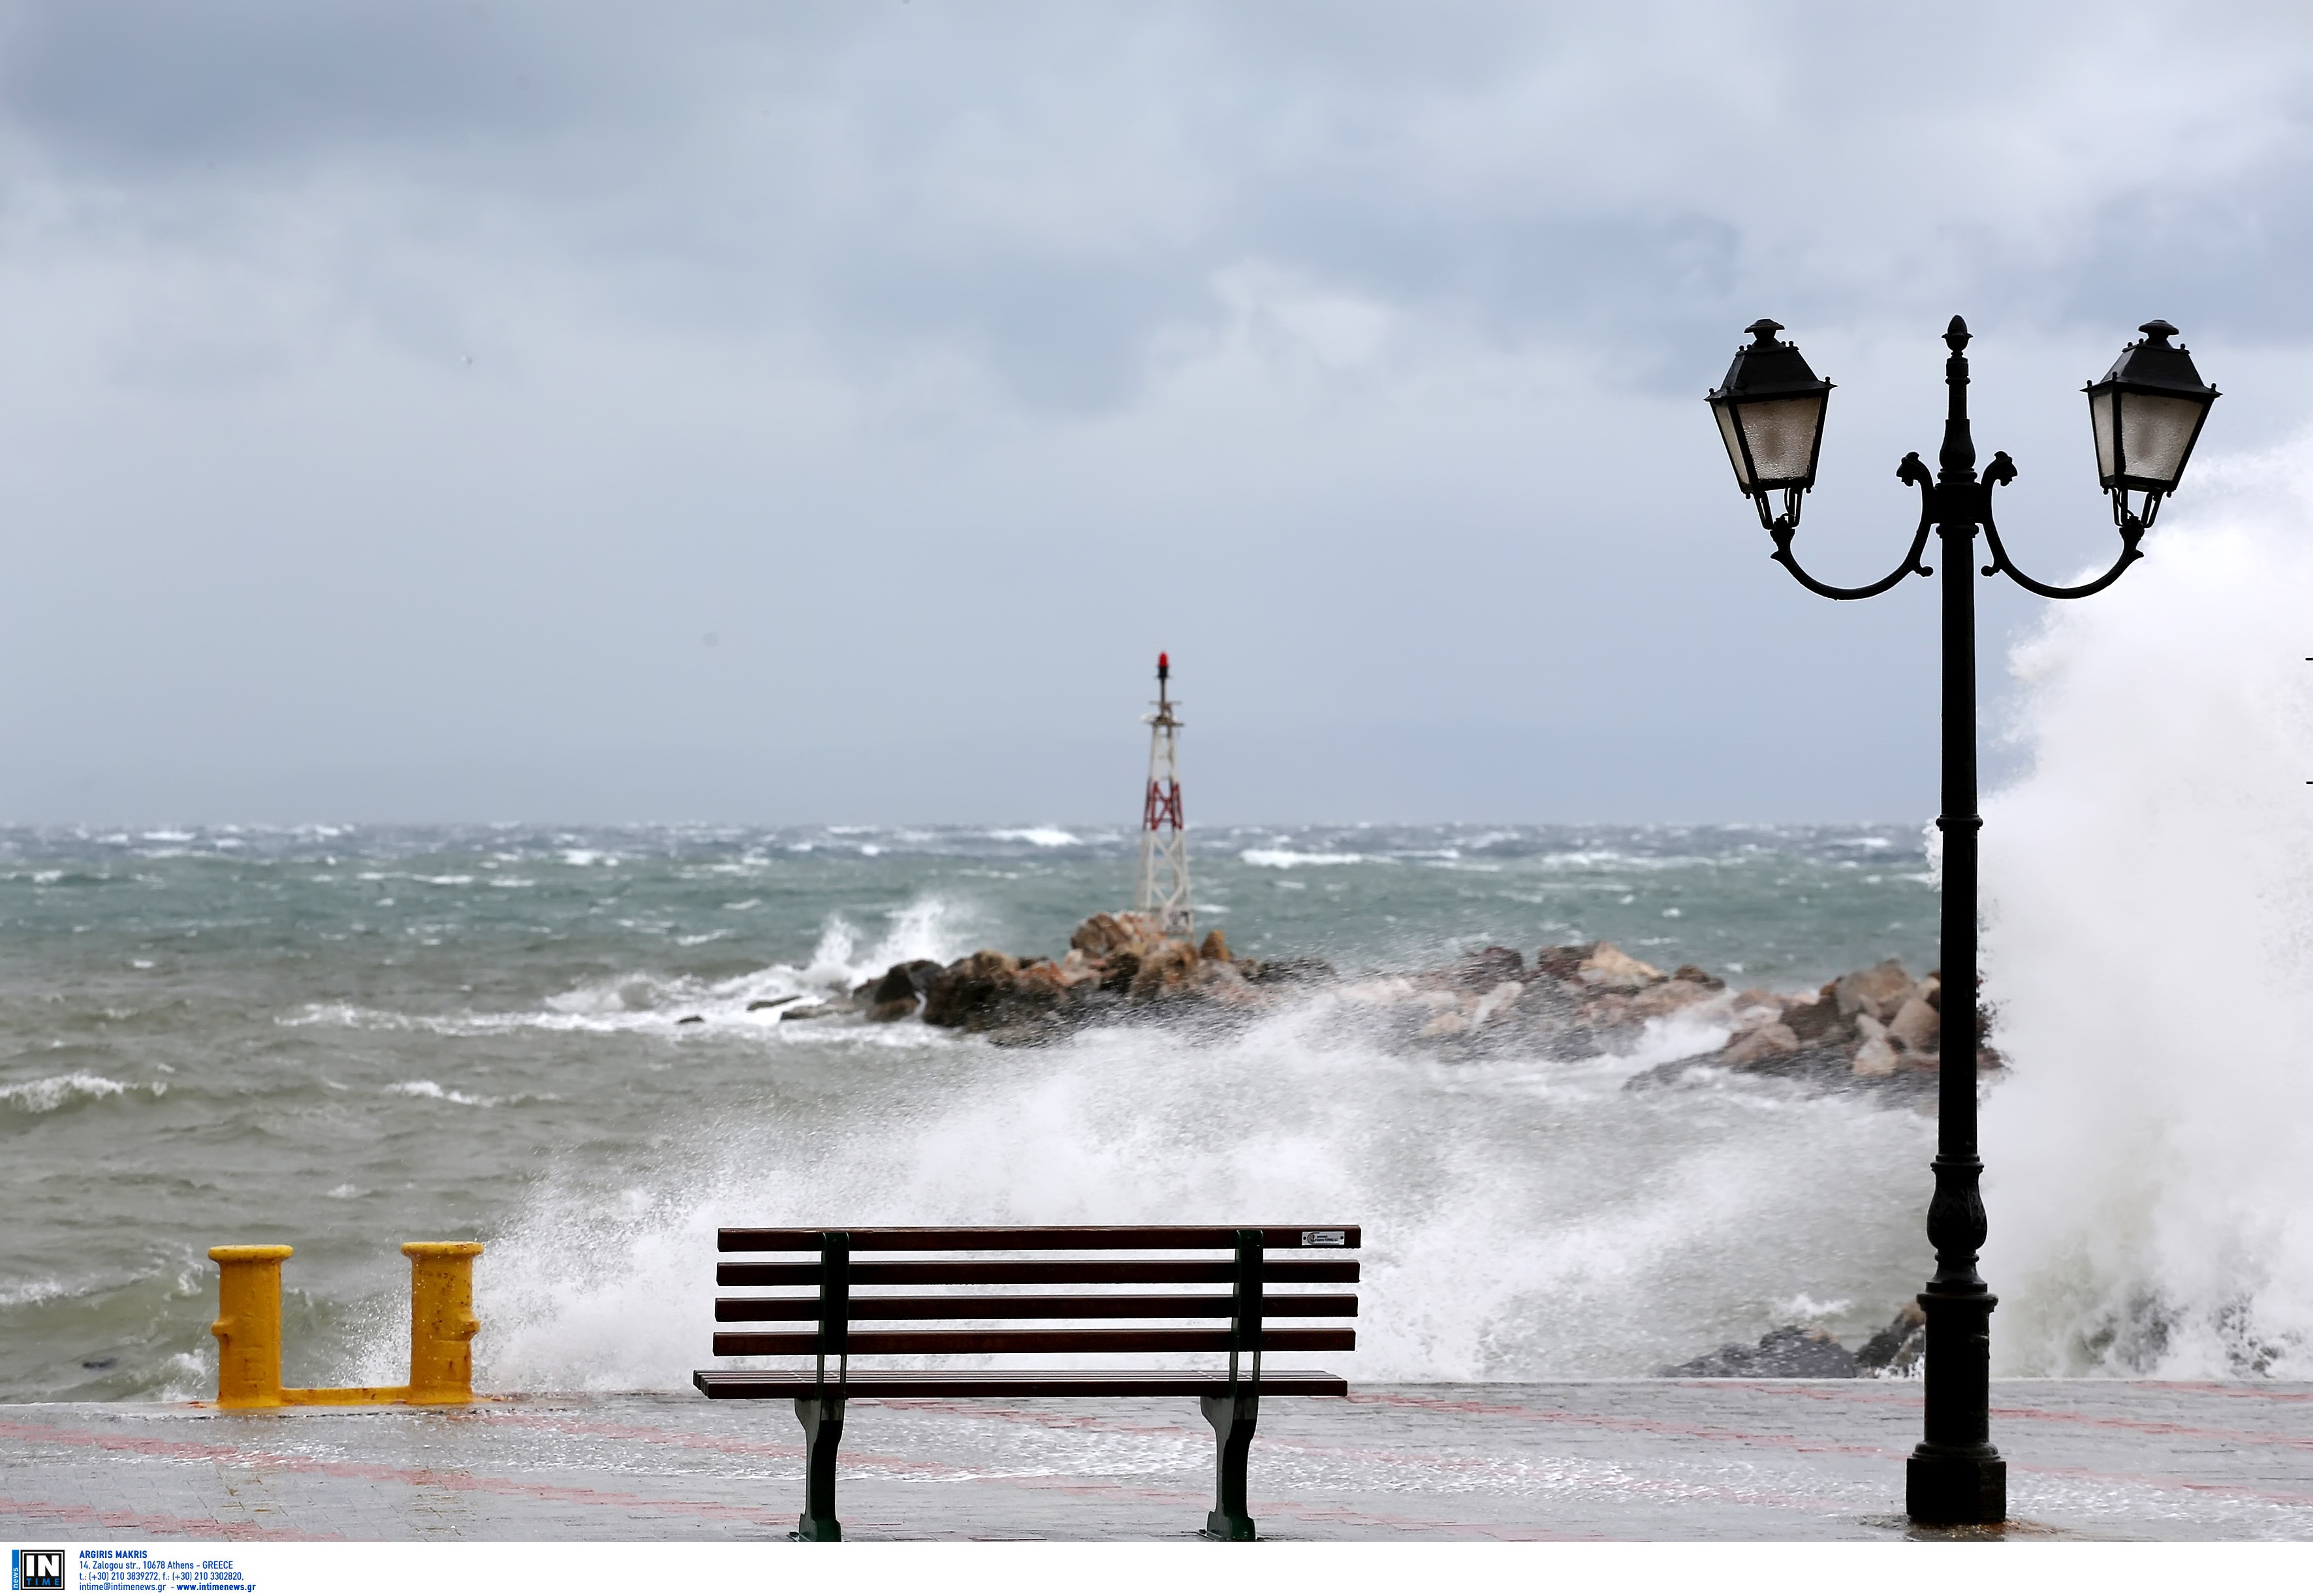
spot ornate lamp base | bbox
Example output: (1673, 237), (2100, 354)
(1907, 1446), (2006, 1525)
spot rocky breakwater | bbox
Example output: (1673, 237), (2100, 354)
(1657, 1303), (1928, 1379)
(785, 915), (1998, 1097)
(1314, 941), (1994, 1098)
(1620, 954), (1999, 1095)
(783, 911), (1334, 1044)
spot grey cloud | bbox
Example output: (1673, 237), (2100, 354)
(0, 1), (578, 163)
(10, 3), (2307, 402)
(0, 1), (2302, 820)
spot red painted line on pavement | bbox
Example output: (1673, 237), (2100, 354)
(1346, 1388), (2313, 1515)
(1343, 1389), (1909, 1461)
(1723, 1380), (2313, 1452)
(2138, 1382), (2313, 1406)
(872, 1398), (1196, 1439)
(456, 1405), (1702, 1530)
(0, 1498), (328, 1541)
(483, 1409), (806, 1463)
(824, 1396), (1865, 1516)
(0, 1416), (793, 1530)
(1992, 1403), (2313, 1452)
(2017, 1460), (2313, 1512)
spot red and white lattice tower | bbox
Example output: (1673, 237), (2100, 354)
(1134, 652), (1191, 937)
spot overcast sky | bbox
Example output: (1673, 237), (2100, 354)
(0, 1), (2305, 824)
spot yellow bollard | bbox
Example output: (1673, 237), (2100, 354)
(207, 1240), (485, 1408)
(208, 1245), (294, 1409)
(401, 1242), (484, 1405)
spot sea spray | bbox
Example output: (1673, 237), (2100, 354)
(464, 991), (1934, 1392)
(1982, 434), (2313, 1377)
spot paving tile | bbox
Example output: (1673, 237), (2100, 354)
(2, 1382), (2308, 1541)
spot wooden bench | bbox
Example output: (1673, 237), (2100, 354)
(692, 1224), (1361, 1540)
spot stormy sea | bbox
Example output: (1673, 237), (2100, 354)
(7, 452), (2313, 1403)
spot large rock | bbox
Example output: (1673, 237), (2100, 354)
(1576, 942), (1665, 993)
(1127, 939), (1200, 1004)
(1007, 960), (1079, 1008)
(1887, 986), (1941, 1055)
(1720, 1021), (1799, 1069)
(1658, 1324), (1861, 1379)
(1098, 948), (1142, 993)
(1534, 943), (1595, 982)
(865, 962), (926, 1022)
(1782, 985), (1854, 1046)
(921, 950), (1020, 1028)
(1850, 1014), (1900, 1077)
(1856, 1302), (1926, 1374)
(1192, 956), (1253, 999)
(1453, 946), (1526, 990)
(1472, 980), (1524, 1025)
(1833, 959), (1914, 1023)
(1628, 978), (1723, 1022)
(1198, 928), (1232, 963)
(1070, 911), (1161, 958)
(1240, 956), (1335, 988)
(1576, 991), (1637, 1031)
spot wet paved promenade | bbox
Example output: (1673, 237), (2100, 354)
(4, 1381), (2310, 1541)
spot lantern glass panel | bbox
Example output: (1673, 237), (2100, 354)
(1713, 401), (1751, 490)
(2089, 388), (2116, 482)
(2118, 392), (2204, 489)
(1735, 394), (1823, 485)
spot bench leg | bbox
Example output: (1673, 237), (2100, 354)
(792, 1394), (845, 1541)
(1199, 1390), (1259, 1541)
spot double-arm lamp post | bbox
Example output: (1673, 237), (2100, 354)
(1705, 316), (2219, 1525)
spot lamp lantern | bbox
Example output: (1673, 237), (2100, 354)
(2085, 319), (2220, 527)
(1706, 318), (1834, 527)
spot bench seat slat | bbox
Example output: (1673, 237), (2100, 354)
(717, 1259), (1361, 1287)
(693, 1368), (1349, 1400)
(714, 1292), (1358, 1322)
(718, 1225), (1361, 1252)
(712, 1327), (1357, 1356)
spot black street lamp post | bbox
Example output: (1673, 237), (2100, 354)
(1705, 315), (2218, 1525)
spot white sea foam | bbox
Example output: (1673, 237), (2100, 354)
(0, 1073), (144, 1113)
(1240, 849), (1370, 868)
(388, 1080), (499, 1106)
(989, 827), (1081, 847)
(1982, 433), (2313, 1377)
(292, 895), (985, 1042)
(0, 1277), (75, 1308)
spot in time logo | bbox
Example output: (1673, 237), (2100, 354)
(10, 1550), (64, 1591)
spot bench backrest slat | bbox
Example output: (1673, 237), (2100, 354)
(719, 1225), (1360, 1251)
(713, 1327), (1357, 1358)
(717, 1292), (1357, 1323)
(717, 1258), (1361, 1287)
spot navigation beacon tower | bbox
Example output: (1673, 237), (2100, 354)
(1134, 652), (1191, 937)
